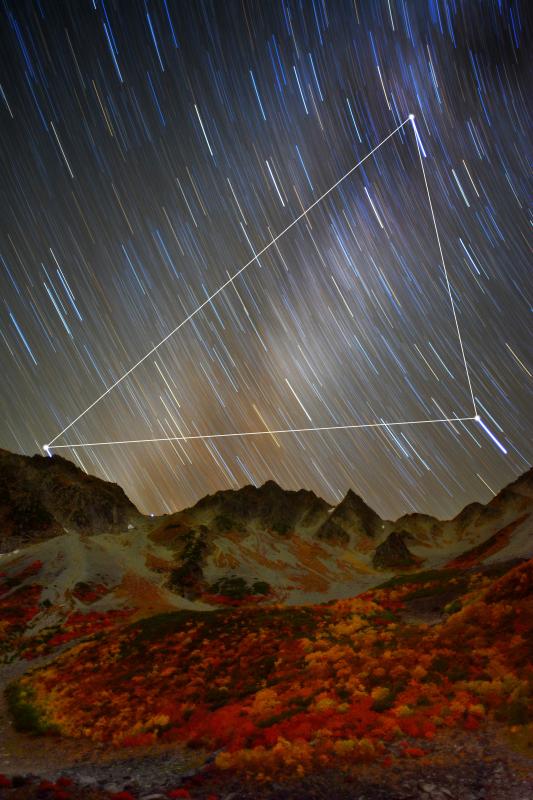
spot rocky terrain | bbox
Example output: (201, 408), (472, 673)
(0, 449), (141, 551)
(1, 450), (531, 614)
(0, 449), (531, 798)
(149, 462), (532, 604)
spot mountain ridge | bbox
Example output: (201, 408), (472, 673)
(0, 448), (532, 795)
(2, 447), (531, 540)
(0, 448), (141, 551)
(0, 448), (531, 623)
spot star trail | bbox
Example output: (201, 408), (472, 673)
(0, 0), (531, 518)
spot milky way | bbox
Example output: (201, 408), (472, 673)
(0, 1), (531, 517)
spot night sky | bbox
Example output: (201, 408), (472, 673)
(1, 0), (531, 519)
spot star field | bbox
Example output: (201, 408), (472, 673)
(0, 0), (531, 517)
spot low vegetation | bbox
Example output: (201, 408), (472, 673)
(9, 559), (531, 779)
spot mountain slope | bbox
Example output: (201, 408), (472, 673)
(9, 558), (532, 784)
(0, 450), (531, 796)
(0, 449), (531, 660)
(149, 466), (533, 602)
(0, 448), (141, 550)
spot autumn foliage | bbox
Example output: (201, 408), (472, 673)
(0, 560), (133, 660)
(0, 560), (43, 647)
(8, 558), (531, 779)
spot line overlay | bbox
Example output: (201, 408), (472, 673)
(47, 416), (479, 450)
(45, 114), (476, 453)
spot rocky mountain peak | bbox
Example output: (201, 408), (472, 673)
(0, 448), (140, 550)
(336, 488), (381, 521)
(190, 479), (330, 532)
(316, 486), (383, 546)
(372, 530), (419, 570)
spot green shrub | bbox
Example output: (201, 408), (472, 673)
(210, 576), (249, 598)
(205, 687), (230, 707)
(496, 698), (530, 725)
(272, 520), (290, 535)
(209, 576), (272, 599)
(378, 568), (461, 590)
(445, 599), (462, 615)
(215, 515), (233, 532)
(5, 683), (58, 734)
(252, 581), (271, 595)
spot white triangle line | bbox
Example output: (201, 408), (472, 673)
(411, 116), (477, 416)
(47, 416), (479, 450)
(46, 115), (413, 448)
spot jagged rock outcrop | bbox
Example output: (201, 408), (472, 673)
(372, 531), (418, 570)
(191, 479), (331, 536)
(390, 512), (441, 545)
(449, 470), (533, 536)
(167, 524), (210, 598)
(317, 488), (383, 547)
(0, 448), (140, 550)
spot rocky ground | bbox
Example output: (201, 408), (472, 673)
(0, 720), (531, 799)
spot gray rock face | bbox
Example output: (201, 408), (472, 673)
(0, 448), (141, 549)
(372, 530), (418, 570)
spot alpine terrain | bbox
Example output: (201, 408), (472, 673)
(0, 448), (531, 799)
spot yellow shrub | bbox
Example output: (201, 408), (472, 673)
(371, 686), (389, 701)
(251, 688), (281, 716)
(395, 704), (412, 717)
(334, 738), (357, 755)
(357, 737), (375, 758)
(314, 697), (337, 712)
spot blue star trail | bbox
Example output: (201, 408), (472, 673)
(0, 0), (530, 518)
